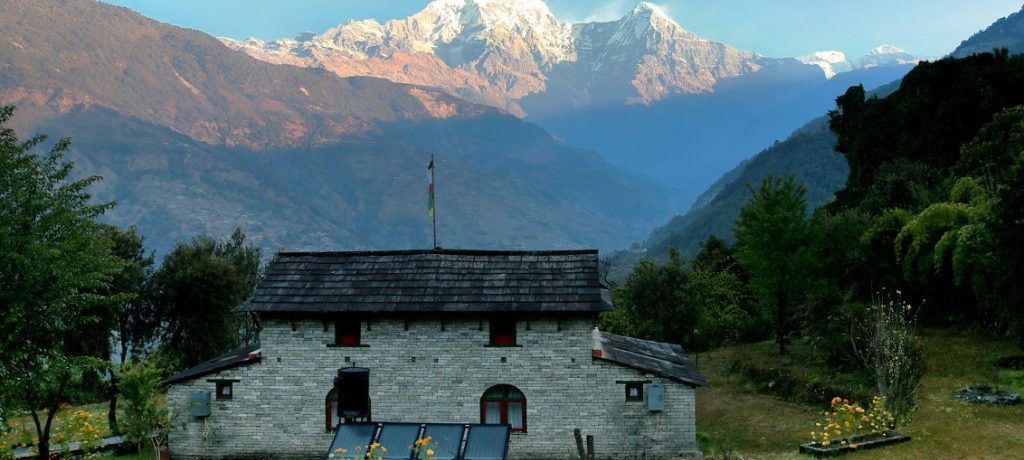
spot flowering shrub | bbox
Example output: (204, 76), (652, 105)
(58, 409), (103, 457)
(412, 436), (436, 460)
(854, 289), (923, 425)
(326, 437), (436, 460)
(808, 396), (895, 448)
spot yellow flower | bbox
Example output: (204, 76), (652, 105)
(850, 444), (858, 449)
(426, 449), (434, 456)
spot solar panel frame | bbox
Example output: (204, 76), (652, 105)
(375, 423), (422, 460)
(421, 423), (467, 460)
(325, 423), (377, 460)
(461, 424), (511, 460)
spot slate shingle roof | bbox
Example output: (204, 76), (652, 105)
(594, 331), (708, 387)
(236, 249), (611, 314)
(161, 343), (261, 385)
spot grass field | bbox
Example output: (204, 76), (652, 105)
(2, 402), (116, 449)
(696, 328), (1024, 459)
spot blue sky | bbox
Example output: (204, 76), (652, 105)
(102, 0), (1021, 58)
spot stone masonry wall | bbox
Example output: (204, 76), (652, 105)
(167, 316), (699, 459)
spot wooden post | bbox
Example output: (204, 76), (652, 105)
(574, 428), (587, 460)
(586, 434), (595, 460)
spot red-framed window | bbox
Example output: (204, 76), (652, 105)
(335, 318), (361, 346)
(326, 388), (341, 432)
(489, 318), (516, 346)
(480, 385), (526, 432)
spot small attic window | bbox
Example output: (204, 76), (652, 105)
(625, 382), (643, 402)
(489, 318), (516, 346)
(335, 318), (361, 346)
(216, 381), (233, 400)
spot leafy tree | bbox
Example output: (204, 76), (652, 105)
(150, 228), (260, 370)
(734, 175), (811, 355)
(603, 248), (697, 346)
(829, 50), (1024, 213)
(689, 235), (758, 351)
(692, 235), (740, 275)
(689, 267), (754, 353)
(957, 106), (1024, 347)
(801, 209), (872, 364)
(118, 360), (168, 460)
(894, 178), (993, 323)
(92, 224), (155, 433)
(0, 106), (119, 459)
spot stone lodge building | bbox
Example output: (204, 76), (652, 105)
(164, 249), (707, 459)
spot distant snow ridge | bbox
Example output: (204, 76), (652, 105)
(798, 45), (923, 78)
(857, 44), (921, 68)
(797, 50), (853, 78)
(220, 1), (921, 112)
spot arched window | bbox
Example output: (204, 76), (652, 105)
(326, 388), (341, 432)
(480, 385), (526, 432)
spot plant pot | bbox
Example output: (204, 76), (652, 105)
(798, 430), (910, 457)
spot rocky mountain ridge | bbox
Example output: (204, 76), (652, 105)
(222, 0), (773, 115)
(1, 0), (684, 254)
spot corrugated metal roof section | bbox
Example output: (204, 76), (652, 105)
(593, 330), (709, 387)
(462, 425), (511, 460)
(161, 343), (261, 385)
(325, 423), (509, 460)
(239, 249), (610, 314)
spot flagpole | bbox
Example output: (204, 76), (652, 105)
(431, 153), (437, 249)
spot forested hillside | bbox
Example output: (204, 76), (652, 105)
(606, 50), (1024, 366)
(953, 4), (1024, 57)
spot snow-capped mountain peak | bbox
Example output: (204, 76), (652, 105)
(222, 0), (770, 113)
(866, 44), (906, 55)
(623, 2), (678, 27)
(797, 50), (853, 79)
(857, 44), (921, 68)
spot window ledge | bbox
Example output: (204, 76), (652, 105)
(484, 344), (523, 348)
(326, 344), (370, 348)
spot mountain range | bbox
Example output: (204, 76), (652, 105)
(223, 0), (924, 198)
(0, 0), (683, 256)
(223, 1), (772, 116)
(5, 0), (995, 261)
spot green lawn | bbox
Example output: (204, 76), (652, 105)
(696, 328), (1024, 459)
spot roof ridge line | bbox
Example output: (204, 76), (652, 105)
(276, 249), (599, 257)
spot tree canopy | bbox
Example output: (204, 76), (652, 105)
(734, 175), (811, 354)
(0, 105), (119, 458)
(150, 229), (260, 370)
